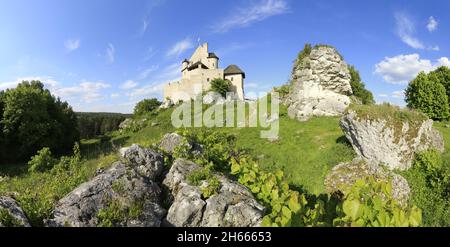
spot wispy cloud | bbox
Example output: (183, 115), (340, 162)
(127, 82), (165, 98)
(374, 53), (450, 84)
(427, 16), (438, 32)
(395, 13), (439, 50)
(141, 19), (149, 36)
(120, 80), (139, 90)
(64, 39), (80, 52)
(0, 76), (59, 91)
(106, 43), (115, 63)
(56, 81), (111, 102)
(138, 65), (159, 80)
(212, 0), (289, 33)
(166, 38), (194, 57)
(395, 12), (425, 49)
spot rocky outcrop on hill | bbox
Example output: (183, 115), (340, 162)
(162, 159), (265, 227)
(340, 110), (445, 170)
(287, 45), (353, 121)
(0, 196), (30, 227)
(324, 159), (411, 205)
(46, 145), (166, 227)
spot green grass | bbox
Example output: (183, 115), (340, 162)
(116, 106), (355, 194)
(434, 121), (450, 163)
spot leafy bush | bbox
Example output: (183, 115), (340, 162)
(97, 199), (128, 227)
(134, 98), (161, 116)
(0, 208), (22, 227)
(348, 65), (375, 105)
(402, 150), (449, 226)
(187, 164), (222, 199)
(174, 129), (237, 172)
(28, 147), (57, 173)
(405, 72), (449, 120)
(333, 177), (422, 227)
(210, 78), (232, 97)
(231, 156), (305, 227)
(273, 85), (290, 99)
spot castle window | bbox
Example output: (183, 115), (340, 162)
(231, 77), (234, 81)
(207, 78), (210, 82)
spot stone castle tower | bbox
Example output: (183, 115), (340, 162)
(164, 43), (245, 103)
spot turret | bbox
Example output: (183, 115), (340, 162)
(207, 53), (219, 69)
(182, 59), (189, 71)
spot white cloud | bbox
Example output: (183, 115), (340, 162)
(110, 93), (120, 98)
(65, 39), (80, 51)
(391, 90), (405, 99)
(55, 81), (111, 103)
(127, 82), (165, 98)
(212, 0), (289, 33)
(378, 94), (389, 98)
(138, 65), (159, 80)
(120, 80), (139, 90)
(166, 38), (194, 57)
(106, 43), (115, 63)
(427, 16), (438, 32)
(0, 76), (59, 91)
(395, 13), (425, 49)
(141, 19), (149, 35)
(374, 54), (450, 84)
(245, 83), (259, 89)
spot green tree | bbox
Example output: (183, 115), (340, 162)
(428, 66), (450, 104)
(28, 147), (57, 173)
(405, 72), (449, 120)
(1, 80), (79, 163)
(348, 65), (375, 105)
(133, 98), (161, 116)
(210, 78), (232, 97)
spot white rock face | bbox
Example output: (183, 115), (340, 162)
(340, 110), (445, 170)
(162, 159), (265, 227)
(324, 159), (411, 206)
(287, 46), (353, 121)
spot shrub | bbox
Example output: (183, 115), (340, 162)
(333, 177), (422, 227)
(231, 156), (306, 227)
(210, 78), (232, 98)
(28, 147), (57, 173)
(348, 65), (375, 105)
(0, 208), (22, 227)
(133, 98), (161, 116)
(405, 72), (449, 120)
(273, 85), (290, 99)
(402, 150), (449, 226)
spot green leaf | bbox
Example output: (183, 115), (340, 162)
(282, 206), (292, 220)
(343, 199), (362, 220)
(288, 194), (301, 213)
(409, 207), (422, 227)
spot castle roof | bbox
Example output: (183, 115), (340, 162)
(207, 52), (219, 60)
(187, 61), (209, 71)
(224, 65), (245, 78)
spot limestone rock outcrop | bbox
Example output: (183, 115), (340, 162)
(0, 196), (30, 227)
(287, 45), (353, 121)
(324, 159), (411, 205)
(340, 110), (445, 170)
(162, 159), (265, 227)
(46, 145), (166, 227)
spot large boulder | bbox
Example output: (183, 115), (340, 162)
(287, 45), (353, 121)
(340, 108), (445, 170)
(0, 196), (30, 227)
(162, 159), (265, 227)
(46, 146), (166, 227)
(159, 133), (187, 154)
(324, 159), (411, 205)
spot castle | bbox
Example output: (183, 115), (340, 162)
(164, 43), (245, 103)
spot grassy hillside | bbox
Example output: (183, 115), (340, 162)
(105, 106), (355, 194)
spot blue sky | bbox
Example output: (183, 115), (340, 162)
(0, 0), (449, 113)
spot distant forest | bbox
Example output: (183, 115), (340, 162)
(76, 112), (132, 139)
